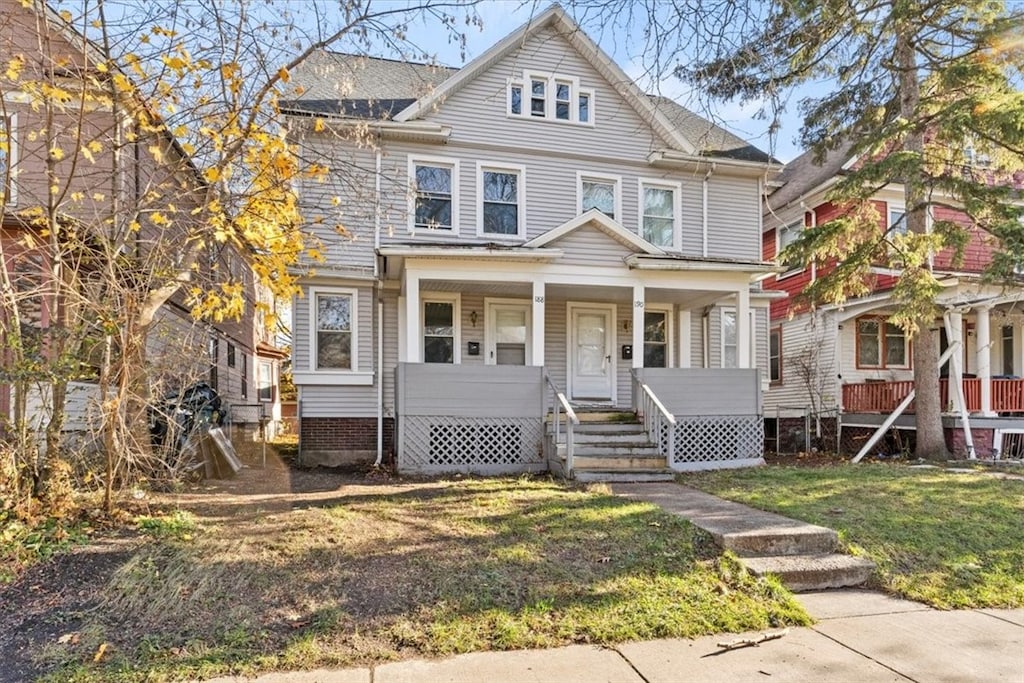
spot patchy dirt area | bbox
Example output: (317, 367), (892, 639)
(0, 451), (428, 683)
(762, 450), (851, 467)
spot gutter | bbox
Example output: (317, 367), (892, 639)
(648, 149), (782, 175)
(702, 163), (715, 257)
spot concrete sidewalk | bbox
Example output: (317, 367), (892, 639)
(205, 592), (1023, 682)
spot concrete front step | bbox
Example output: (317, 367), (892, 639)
(573, 430), (650, 444)
(717, 526), (839, 557)
(740, 554), (877, 592)
(573, 454), (667, 470)
(574, 469), (675, 483)
(547, 411), (638, 423)
(575, 443), (662, 457)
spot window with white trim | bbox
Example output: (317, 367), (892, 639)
(409, 157), (458, 231)
(639, 181), (679, 248)
(1, 113), (16, 205)
(508, 73), (594, 125)
(888, 204), (907, 236)
(721, 309), (737, 368)
(777, 219), (804, 277)
(769, 326), (782, 383)
(478, 164), (524, 237)
(423, 295), (460, 364)
(258, 361), (274, 402)
(578, 173), (620, 220)
(313, 289), (356, 370)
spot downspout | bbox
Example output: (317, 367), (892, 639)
(702, 163), (715, 258)
(374, 144), (384, 467)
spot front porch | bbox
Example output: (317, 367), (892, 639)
(393, 363), (764, 476)
(842, 377), (1024, 415)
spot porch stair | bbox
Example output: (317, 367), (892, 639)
(613, 484), (876, 592)
(550, 410), (675, 483)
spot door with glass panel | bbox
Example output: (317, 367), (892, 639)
(569, 304), (614, 401)
(487, 303), (530, 365)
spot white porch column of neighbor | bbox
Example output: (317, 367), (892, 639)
(736, 288), (751, 368)
(946, 309), (964, 413)
(632, 283), (645, 369)
(976, 304), (996, 416)
(532, 280), (545, 365)
(679, 309), (692, 368)
(403, 272), (421, 363)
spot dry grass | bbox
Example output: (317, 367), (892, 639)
(44, 473), (809, 681)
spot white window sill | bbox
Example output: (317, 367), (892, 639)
(292, 371), (374, 386)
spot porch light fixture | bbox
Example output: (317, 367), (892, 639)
(470, 310), (478, 327)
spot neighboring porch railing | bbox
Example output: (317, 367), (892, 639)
(841, 378), (1024, 414)
(545, 373), (579, 475)
(631, 370), (676, 468)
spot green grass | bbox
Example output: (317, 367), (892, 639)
(683, 464), (1024, 609)
(46, 477), (810, 681)
(135, 510), (197, 541)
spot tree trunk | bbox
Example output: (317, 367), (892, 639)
(895, 24), (950, 460)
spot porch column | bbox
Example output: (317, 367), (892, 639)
(532, 280), (545, 366)
(404, 273), (421, 363)
(946, 310), (963, 413)
(736, 287), (751, 368)
(632, 284), (645, 369)
(679, 309), (691, 368)
(976, 304), (995, 416)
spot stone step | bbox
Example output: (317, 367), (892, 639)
(716, 526), (839, 557)
(573, 454), (667, 470)
(739, 554), (876, 592)
(574, 469), (676, 483)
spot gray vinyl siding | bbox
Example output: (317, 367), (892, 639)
(691, 311), (705, 367)
(705, 175), (761, 261)
(544, 296), (568, 394)
(422, 26), (670, 162)
(382, 290), (398, 417)
(396, 364), (543, 418)
(294, 139), (378, 271)
(551, 226), (634, 267)
(763, 311), (840, 413)
(637, 368), (761, 416)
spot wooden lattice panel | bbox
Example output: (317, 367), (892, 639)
(661, 416), (763, 465)
(399, 416), (544, 474)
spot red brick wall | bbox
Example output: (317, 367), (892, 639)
(300, 417), (395, 458)
(947, 426), (993, 459)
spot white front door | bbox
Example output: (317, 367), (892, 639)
(569, 304), (615, 401)
(486, 302), (530, 365)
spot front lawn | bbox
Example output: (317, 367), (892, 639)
(44, 476), (809, 682)
(684, 464), (1024, 609)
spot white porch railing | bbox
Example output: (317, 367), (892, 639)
(631, 370), (676, 467)
(544, 373), (579, 475)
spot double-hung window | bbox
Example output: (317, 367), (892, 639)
(410, 157), (458, 232)
(777, 219), (804, 277)
(579, 173), (620, 220)
(643, 309), (671, 368)
(721, 309), (737, 368)
(639, 181), (679, 248)
(314, 289), (355, 370)
(258, 362), (274, 402)
(423, 295), (460, 364)
(1, 113), (16, 205)
(856, 316), (909, 368)
(769, 327), (782, 383)
(888, 205), (907, 237)
(508, 73), (594, 125)
(478, 164), (524, 238)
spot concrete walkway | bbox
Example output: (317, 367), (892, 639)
(205, 484), (1024, 683)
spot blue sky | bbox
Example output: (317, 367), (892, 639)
(395, 1), (807, 162)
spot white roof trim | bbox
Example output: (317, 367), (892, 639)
(392, 6), (694, 154)
(377, 246), (563, 260)
(524, 209), (665, 255)
(624, 254), (774, 273)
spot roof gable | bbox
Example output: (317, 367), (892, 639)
(525, 209), (665, 255)
(393, 6), (694, 154)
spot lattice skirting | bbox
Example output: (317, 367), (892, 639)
(398, 416), (545, 474)
(660, 415), (764, 469)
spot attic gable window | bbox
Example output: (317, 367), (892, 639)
(508, 73), (594, 125)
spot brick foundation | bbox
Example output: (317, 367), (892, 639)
(299, 417), (395, 467)
(839, 424), (996, 459)
(948, 427), (994, 459)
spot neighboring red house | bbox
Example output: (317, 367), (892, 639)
(762, 142), (1024, 459)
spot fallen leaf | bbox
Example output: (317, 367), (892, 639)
(648, 522), (661, 527)
(598, 556), (611, 563)
(288, 619), (311, 629)
(93, 643), (109, 662)
(57, 632), (80, 644)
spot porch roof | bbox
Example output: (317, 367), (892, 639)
(624, 253), (777, 275)
(378, 244), (563, 262)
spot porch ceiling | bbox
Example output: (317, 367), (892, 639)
(421, 280), (533, 296)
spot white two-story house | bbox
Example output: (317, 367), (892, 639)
(283, 6), (781, 477)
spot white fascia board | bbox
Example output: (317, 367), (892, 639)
(525, 209), (665, 255)
(648, 150), (782, 176)
(624, 254), (774, 273)
(377, 246), (563, 261)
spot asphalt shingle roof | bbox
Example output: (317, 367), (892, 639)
(282, 51), (773, 164)
(767, 140), (856, 210)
